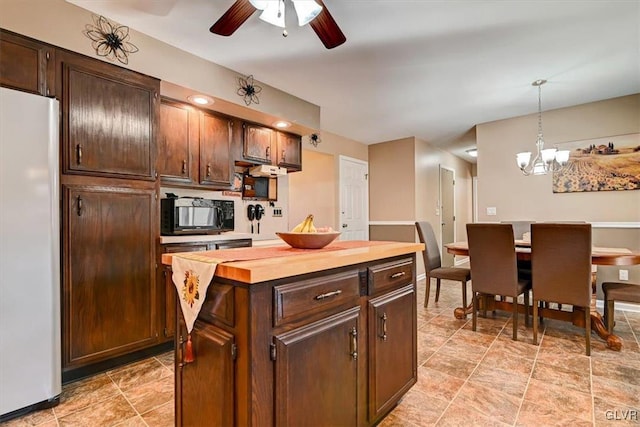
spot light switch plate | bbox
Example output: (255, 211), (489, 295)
(273, 207), (283, 217)
(619, 269), (629, 281)
(486, 207), (497, 216)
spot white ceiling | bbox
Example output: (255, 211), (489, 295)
(67, 0), (640, 161)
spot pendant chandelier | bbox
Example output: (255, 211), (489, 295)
(249, 0), (323, 37)
(516, 79), (570, 175)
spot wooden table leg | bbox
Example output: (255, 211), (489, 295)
(590, 270), (622, 350)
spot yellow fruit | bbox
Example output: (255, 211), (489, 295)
(292, 215), (312, 232)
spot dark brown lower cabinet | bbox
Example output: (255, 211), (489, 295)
(274, 307), (360, 427)
(174, 254), (417, 427)
(62, 180), (158, 374)
(176, 320), (235, 427)
(368, 285), (417, 422)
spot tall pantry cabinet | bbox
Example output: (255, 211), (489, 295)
(56, 50), (161, 379)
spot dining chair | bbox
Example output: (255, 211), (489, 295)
(466, 223), (531, 340)
(602, 282), (640, 333)
(531, 223), (592, 355)
(415, 221), (471, 312)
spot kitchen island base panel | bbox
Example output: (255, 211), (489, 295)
(166, 241), (422, 427)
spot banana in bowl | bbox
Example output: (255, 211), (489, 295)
(278, 214), (340, 248)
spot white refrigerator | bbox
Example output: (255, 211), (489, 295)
(0, 87), (61, 418)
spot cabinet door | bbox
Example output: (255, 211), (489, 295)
(63, 184), (157, 370)
(200, 111), (232, 186)
(0, 30), (55, 96)
(367, 285), (417, 422)
(276, 131), (302, 170)
(176, 321), (235, 427)
(162, 243), (209, 339)
(58, 51), (159, 179)
(274, 307), (360, 427)
(158, 100), (197, 184)
(243, 123), (274, 164)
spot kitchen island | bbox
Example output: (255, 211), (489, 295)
(161, 240), (423, 427)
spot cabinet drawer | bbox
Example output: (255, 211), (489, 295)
(368, 258), (414, 295)
(274, 270), (361, 327)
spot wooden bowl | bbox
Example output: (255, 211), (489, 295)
(275, 231), (341, 249)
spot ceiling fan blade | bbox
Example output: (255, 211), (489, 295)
(210, 0), (257, 36)
(309, 0), (346, 49)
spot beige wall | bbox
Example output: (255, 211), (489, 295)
(369, 138), (416, 221)
(0, 0), (320, 131)
(288, 150), (336, 231)
(369, 137), (474, 277)
(476, 93), (640, 288)
(476, 94), (639, 223)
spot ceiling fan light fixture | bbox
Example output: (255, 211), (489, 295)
(292, 0), (323, 26)
(258, 0), (286, 28)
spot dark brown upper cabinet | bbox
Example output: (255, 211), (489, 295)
(199, 110), (233, 187)
(243, 122), (274, 164)
(276, 130), (302, 170)
(158, 99), (197, 184)
(157, 98), (233, 189)
(57, 50), (159, 180)
(0, 29), (55, 97)
(243, 122), (302, 172)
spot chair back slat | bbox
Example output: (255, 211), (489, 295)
(531, 223), (592, 307)
(467, 223), (519, 296)
(415, 221), (441, 273)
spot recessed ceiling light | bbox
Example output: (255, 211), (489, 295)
(466, 148), (478, 158)
(187, 95), (214, 106)
(273, 120), (291, 129)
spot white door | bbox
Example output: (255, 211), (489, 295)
(440, 166), (455, 267)
(339, 156), (369, 240)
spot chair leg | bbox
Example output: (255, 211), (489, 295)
(606, 299), (615, 333)
(461, 281), (468, 318)
(585, 306), (591, 357)
(524, 290), (530, 327)
(533, 298), (538, 345)
(424, 276), (431, 308)
(512, 297), (518, 341)
(472, 292), (478, 331)
(435, 278), (441, 302)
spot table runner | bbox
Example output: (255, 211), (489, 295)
(172, 240), (389, 362)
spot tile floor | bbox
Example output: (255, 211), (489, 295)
(3, 278), (640, 426)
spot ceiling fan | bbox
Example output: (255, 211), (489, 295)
(210, 0), (346, 49)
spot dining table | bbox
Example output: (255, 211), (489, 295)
(445, 240), (640, 351)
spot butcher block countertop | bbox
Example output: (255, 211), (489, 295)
(161, 240), (424, 284)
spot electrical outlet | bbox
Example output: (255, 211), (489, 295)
(273, 207), (283, 217)
(486, 207), (497, 216)
(619, 269), (629, 281)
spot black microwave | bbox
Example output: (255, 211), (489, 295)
(161, 197), (234, 235)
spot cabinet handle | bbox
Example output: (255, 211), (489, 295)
(76, 144), (82, 165)
(390, 271), (406, 279)
(76, 196), (82, 216)
(314, 290), (342, 300)
(349, 327), (358, 360)
(206, 164), (211, 177)
(265, 146), (270, 160)
(380, 313), (388, 341)
(182, 160), (187, 174)
(281, 150), (286, 163)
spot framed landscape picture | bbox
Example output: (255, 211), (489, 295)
(552, 133), (640, 193)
